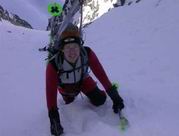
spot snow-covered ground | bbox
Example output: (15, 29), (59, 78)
(0, 0), (179, 136)
(0, 0), (49, 29)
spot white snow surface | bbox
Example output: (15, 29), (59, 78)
(0, 0), (179, 136)
(0, 0), (48, 29)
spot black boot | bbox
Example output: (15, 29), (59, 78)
(48, 108), (64, 136)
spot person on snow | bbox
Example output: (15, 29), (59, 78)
(46, 23), (125, 135)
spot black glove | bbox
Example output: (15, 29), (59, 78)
(48, 108), (64, 135)
(107, 85), (125, 113)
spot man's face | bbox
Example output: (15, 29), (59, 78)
(63, 43), (80, 63)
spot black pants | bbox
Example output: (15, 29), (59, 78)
(61, 87), (107, 106)
(85, 87), (107, 106)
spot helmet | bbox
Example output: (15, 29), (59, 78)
(60, 23), (80, 39)
(60, 23), (83, 46)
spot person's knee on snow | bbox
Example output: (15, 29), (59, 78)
(62, 95), (75, 104)
(58, 87), (78, 104)
(85, 87), (107, 106)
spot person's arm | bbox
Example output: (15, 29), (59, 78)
(88, 48), (112, 91)
(46, 63), (64, 134)
(46, 63), (58, 110)
(88, 47), (124, 113)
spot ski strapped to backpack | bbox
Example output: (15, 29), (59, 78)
(56, 0), (83, 38)
(39, 0), (90, 86)
(51, 0), (84, 49)
(39, 0), (84, 61)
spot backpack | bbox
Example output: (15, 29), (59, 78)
(49, 45), (90, 85)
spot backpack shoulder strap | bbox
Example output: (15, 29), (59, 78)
(84, 46), (90, 56)
(48, 58), (58, 71)
(48, 52), (64, 72)
(48, 46), (90, 74)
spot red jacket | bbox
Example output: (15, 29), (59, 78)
(46, 47), (112, 110)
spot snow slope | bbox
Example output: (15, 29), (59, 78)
(0, 0), (179, 136)
(0, 0), (65, 29)
(0, 20), (48, 135)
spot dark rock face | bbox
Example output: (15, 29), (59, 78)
(0, 5), (33, 29)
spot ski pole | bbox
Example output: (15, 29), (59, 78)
(119, 111), (129, 131)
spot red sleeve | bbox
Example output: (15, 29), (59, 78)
(46, 63), (58, 110)
(88, 48), (112, 91)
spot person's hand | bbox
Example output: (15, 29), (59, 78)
(112, 97), (124, 113)
(107, 85), (125, 113)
